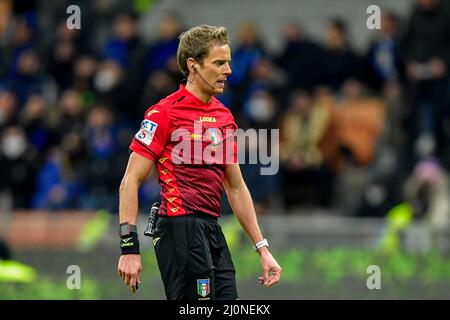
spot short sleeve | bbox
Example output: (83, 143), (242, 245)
(129, 104), (171, 161)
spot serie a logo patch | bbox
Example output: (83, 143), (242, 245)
(135, 120), (158, 145)
(197, 278), (210, 297)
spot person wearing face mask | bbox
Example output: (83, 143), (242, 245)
(93, 59), (129, 119)
(117, 24), (281, 300)
(0, 127), (38, 208)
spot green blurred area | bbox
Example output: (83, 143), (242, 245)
(2, 246), (450, 299)
(76, 210), (112, 253)
(2, 212), (450, 299)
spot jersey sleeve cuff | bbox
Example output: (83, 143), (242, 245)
(130, 140), (159, 161)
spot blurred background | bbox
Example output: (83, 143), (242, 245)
(1, 0), (450, 299)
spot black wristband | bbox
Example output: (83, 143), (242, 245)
(120, 232), (140, 255)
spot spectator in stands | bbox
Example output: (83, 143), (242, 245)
(138, 13), (184, 120)
(46, 21), (82, 93)
(144, 12), (181, 76)
(82, 105), (124, 211)
(93, 59), (128, 117)
(400, 0), (450, 162)
(332, 80), (387, 214)
(103, 13), (142, 69)
(363, 11), (402, 93)
(20, 94), (53, 153)
(312, 86), (343, 174)
(0, 126), (39, 208)
(102, 12), (146, 118)
(71, 54), (98, 94)
(0, 89), (18, 130)
(337, 79), (386, 167)
(228, 21), (266, 111)
(4, 16), (37, 78)
(31, 146), (84, 210)
(138, 69), (178, 117)
(238, 130), (280, 215)
(279, 89), (334, 209)
(276, 21), (326, 94)
(240, 88), (281, 212)
(5, 49), (47, 107)
(55, 89), (85, 136)
(242, 89), (279, 129)
(322, 18), (361, 90)
(242, 56), (287, 111)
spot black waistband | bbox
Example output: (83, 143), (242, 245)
(194, 211), (219, 221)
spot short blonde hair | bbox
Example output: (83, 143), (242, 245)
(177, 24), (230, 77)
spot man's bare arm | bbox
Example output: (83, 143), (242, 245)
(223, 163), (282, 287)
(223, 164), (264, 245)
(119, 152), (155, 224)
(118, 152), (155, 293)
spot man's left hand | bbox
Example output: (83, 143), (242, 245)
(258, 248), (282, 288)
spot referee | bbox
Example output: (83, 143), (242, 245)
(117, 24), (281, 300)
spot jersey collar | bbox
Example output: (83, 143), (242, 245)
(179, 84), (213, 106)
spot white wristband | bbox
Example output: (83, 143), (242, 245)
(253, 238), (269, 252)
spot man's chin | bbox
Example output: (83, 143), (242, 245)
(214, 87), (225, 94)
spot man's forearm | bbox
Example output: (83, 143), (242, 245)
(119, 152), (155, 226)
(119, 179), (140, 225)
(226, 184), (265, 246)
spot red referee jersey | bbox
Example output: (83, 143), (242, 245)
(129, 85), (238, 217)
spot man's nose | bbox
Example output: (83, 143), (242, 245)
(224, 63), (232, 75)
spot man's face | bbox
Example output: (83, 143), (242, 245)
(194, 44), (232, 95)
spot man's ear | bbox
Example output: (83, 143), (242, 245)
(187, 58), (196, 73)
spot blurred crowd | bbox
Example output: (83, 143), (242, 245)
(1, 0), (450, 222)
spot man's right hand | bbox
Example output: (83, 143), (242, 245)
(118, 254), (142, 293)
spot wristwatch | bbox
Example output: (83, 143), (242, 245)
(119, 222), (138, 237)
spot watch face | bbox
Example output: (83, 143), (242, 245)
(120, 224), (129, 236)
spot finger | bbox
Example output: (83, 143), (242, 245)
(266, 271), (281, 287)
(133, 274), (139, 292)
(262, 269), (270, 286)
(137, 270), (141, 285)
(269, 277), (280, 287)
(266, 276), (279, 287)
(117, 261), (123, 278)
(130, 277), (137, 294)
(124, 272), (131, 286)
(118, 265), (126, 279)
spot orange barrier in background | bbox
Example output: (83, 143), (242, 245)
(1, 210), (95, 249)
